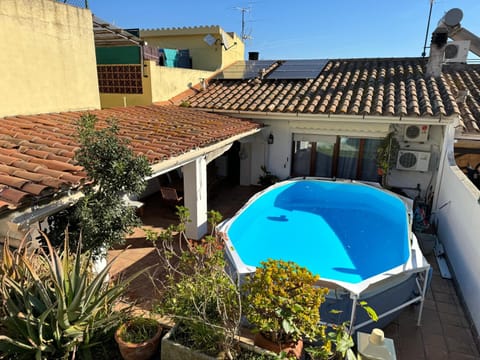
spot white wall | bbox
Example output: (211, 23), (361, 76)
(433, 160), (480, 335)
(387, 124), (444, 200)
(247, 118), (446, 200)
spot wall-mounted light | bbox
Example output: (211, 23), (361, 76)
(267, 133), (274, 145)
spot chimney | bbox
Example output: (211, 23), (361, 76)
(426, 27), (448, 77)
(248, 51), (259, 60)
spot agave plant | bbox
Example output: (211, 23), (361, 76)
(0, 233), (141, 360)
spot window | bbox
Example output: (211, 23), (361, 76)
(291, 135), (382, 181)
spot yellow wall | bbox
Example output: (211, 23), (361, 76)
(149, 62), (214, 103)
(0, 0), (100, 117)
(221, 32), (245, 69)
(99, 61), (214, 108)
(140, 26), (244, 71)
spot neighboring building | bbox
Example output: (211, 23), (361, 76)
(141, 26), (244, 72)
(0, 0), (260, 243)
(95, 24), (244, 109)
(94, 21), (216, 109)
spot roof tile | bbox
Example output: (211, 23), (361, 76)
(0, 105), (259, 213)
(185, 58), (468, 121)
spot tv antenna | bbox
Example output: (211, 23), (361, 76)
(422, 0), (435, 57)
(235, 6), (253, 41)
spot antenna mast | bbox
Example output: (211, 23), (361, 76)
(236, 6), (251, 41)
(422, 0), (435, 57)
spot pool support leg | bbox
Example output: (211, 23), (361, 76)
(416, 267), (430, 326)
(349, 295), (358, 333)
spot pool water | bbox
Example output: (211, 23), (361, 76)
(226, 180), (410, 284)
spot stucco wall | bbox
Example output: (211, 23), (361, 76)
(245, 118), (448, 199)
(434, 159), (480, 336)
(149, 63), (214, 103)
(141, 27), (244, 71)
(99, 60), (214, 108)
(0, 0), (100, 117)
(387, 124), (444, 200)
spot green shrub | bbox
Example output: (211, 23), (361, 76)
(0, 234), (141, 359)
(242, 259), (329, 346)
(153, 208), (241, 358)
(46, 114), (151, 257)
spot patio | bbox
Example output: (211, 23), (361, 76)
(108, 183), (480, 359)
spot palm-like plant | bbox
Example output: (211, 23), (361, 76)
(0, 234), (140, 359)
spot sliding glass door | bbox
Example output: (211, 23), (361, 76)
(292, 135), (382, 181)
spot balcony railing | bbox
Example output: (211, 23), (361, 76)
(56, 0), (89, 9)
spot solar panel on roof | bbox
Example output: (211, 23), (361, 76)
(267, 59), (328, 79)
(215, 60), (276, 79)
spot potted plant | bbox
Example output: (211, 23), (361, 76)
(152, 208), (243, 360)
(376, 132), (399, 186)
(305, 304), (378, 360)
(241, 259), (329, 359)
(305, 321), (356, 360)
(0, 234), (142, 359)
(258, 165), (279, 187)
(115, 316), (163, 360)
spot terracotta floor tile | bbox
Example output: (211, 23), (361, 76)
(434, 291), (460, 305)
(424, 345), (449, 360)
(447, 352), (480, 360)
(422, 331), (448, 348)
(440, 311), (470, 328)
(437, 301), (463, 316)
(444, 325), (479, 356)
(423, 298), (437, 311)
(431, 277), (457, 294)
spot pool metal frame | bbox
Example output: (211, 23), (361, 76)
(218, 178), (431, 331)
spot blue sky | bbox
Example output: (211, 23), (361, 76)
(89, 0), (480, 60)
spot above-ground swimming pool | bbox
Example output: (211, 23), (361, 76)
(219, 178), (430, 330)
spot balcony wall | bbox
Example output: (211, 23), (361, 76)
(434, 156), (480, 335)
(149, 62), (213, 103)
(99, 60), (213, 108)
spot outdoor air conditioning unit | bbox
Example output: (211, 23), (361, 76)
(403, 125), (429, 142)
(444, 40), (470, 63)
(396, 150), (431, 172)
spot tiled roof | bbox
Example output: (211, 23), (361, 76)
(442, 64), (480, 134)
(185, 58), (463, 119)
(0, 105), (260, 213)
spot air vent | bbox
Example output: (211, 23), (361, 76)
(396, 150), (431, 172)
(403, 125), (429, 142)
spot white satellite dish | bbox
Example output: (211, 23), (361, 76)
(220, 31), (237, 50)
(203, 34), (216, 46)
(442, 8), (463, 27)
(221, 32), (231, 49)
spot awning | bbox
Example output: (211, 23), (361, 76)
(92, 15), (144, 47)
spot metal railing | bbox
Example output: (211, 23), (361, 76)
(56, 0), (89, 9)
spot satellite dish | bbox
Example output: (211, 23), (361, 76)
(203, 34), (216, 47)
(443, 8), (463, 27)
(220, 32), (237, 50)
(221, 32), (231, 49)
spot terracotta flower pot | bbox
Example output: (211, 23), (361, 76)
(253, 332), (303, 359)
(115, 320), (163, 360)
